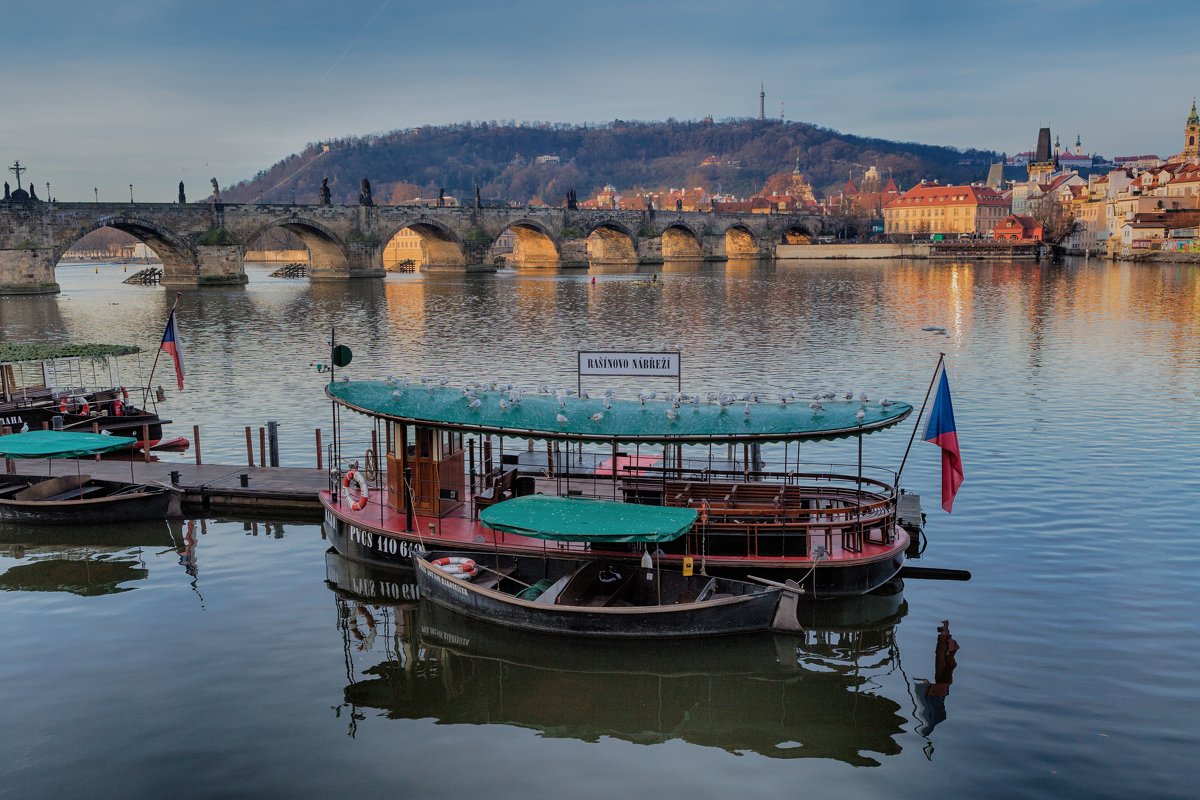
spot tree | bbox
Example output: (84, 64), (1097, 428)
(387, 182), (426, 205)
(1029, 196), (1079, 246)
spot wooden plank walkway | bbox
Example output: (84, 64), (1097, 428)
(5, 458), (326, 518)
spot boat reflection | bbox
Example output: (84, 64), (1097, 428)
(325, 551), (914, 766)
(0, 518), (197, 596)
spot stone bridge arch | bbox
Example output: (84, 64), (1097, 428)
(497, 219), (560, 268)
(782, 222), (815, 244)
(53, 214), (197, 283)
(725, 223), (759, 258)
(242, 217), (351, 277)
(660, 223), (704, 261)
(380, 218), (467, 272)
(585, 220), (638, 264)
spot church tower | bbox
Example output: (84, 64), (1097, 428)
(1028, 127), (1057, 182)
(1184, 98), (1199, 160)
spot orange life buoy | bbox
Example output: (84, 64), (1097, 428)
(58, 397), (67, 413)
(431, 556), (478, 578)
(341, 467), (369, 511)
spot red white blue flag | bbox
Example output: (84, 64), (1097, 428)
(160, 309), (185, 391)
(923, 368), (963, 512)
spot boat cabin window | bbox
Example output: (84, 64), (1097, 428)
(415, 427), (433, 459)
(442, 430), (462, 456)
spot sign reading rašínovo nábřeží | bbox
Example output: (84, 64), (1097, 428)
(578, 351), (680, 378)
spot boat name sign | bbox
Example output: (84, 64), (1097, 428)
(578, 351), (680, 378)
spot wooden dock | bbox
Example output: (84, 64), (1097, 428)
(7, 458), (326, 519)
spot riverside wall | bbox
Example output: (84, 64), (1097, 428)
(776, 243), (931, 260)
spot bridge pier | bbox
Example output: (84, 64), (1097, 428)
(559, 238), (589, 269)
(0, 247), (59, 294)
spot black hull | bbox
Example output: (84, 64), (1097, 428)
(0, 406), (166, 442)
(323, 503), (905, 598)
(413, 553), (782, 639)
(0, 477), (171, 525)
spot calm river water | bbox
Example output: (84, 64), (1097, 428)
(0, 258), (1197, 798)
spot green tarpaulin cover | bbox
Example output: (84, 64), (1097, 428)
(0, 430), (137, 459)
(328, 382), (912, 444)
(480, 495), (698, 543)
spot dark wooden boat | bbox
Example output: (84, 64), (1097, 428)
(413, 548), (796, 638)
(0, 473), (172, 524)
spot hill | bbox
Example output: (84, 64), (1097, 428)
(222, 118), (998, 207)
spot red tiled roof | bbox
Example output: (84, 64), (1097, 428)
(885, 184), (1009, 209)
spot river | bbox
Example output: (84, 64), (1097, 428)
(0, 257), (1196, 798)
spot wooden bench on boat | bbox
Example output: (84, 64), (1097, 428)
(472, 468), (517, 518)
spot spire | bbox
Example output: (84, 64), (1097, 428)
(1189, 97), (1199, 126)
(793, 149), (802, 175)
(759, 83), (765, 122)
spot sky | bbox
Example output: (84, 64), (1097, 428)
(2, 0), (1198, 201)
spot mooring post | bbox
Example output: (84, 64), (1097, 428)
(244, 426), (254, 467)
(258, 427), (266, 467)
(193, 425), (202, 465)
(267, 420), (280, 468)
(315, 428), (323, 470)
(142, 424), (150, 463)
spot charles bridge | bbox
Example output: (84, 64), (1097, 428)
(0, 198), (819, 294)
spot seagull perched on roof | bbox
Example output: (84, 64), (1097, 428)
(602, 399), (612, 410)
(556, 413), (569, 424)
(20, 422), (29, 433)
(604, 388), (616, 398)
(859, 391), (869, 403)
(590, 412), (604, 423)
(557, 395), (567, 409)
(855, 408), (866, 421)
(438, 376), (450, 385)
(666, 408), (677, 421)
(499, 399), (509, 411)
(391, 390), (404, 399)
(467, 397), (481, 409)
(880, 398), (893, 407)
(809, 402), (824, 412)
(637, 392), (647, 406)
(844, 392), (854, 401)
(579, 390), (589, 400)
(743, 403), (751, 415)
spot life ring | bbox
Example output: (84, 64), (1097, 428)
(363, 448), (379, 482)
(431, 556), (478, 578)
(598, 567), (623, 584)
(341, 467), (369, 511)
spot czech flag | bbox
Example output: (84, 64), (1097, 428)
(160, 309), (186, 391)
(924, 368), (963, 512)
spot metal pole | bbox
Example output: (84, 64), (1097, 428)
(896, 353), (946, 482)
(404, 467), (414, 532)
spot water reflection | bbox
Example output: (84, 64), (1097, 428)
(325, 552), (926, 766)
(0, 519), (181, 595)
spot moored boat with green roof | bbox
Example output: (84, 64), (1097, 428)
(322, 375), (918, 598)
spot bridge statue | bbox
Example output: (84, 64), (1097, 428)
(210, 177), (220, 202)
(178, 181), (186, 204)
(3, 183), (8, 201)
(437, 187), (445, 208)
(319, 178), (331, 205)
(359, 177), (373, 206)
(474, 184), (481, 210)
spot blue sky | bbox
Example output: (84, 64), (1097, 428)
(3, 0), (1197, 201)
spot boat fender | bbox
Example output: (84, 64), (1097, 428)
(431, 556), (478, 578)
(80, 399), (90, 415)
(341, 467), (370, 511)
(113, 398), (124, 417)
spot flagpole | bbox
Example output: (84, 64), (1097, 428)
(896, 352), (945, 484)
(145, 293), (182, 406)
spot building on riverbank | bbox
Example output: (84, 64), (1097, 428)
(882, 183), (1009, 237)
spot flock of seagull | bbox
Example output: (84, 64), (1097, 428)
(382, 375), (895, 426)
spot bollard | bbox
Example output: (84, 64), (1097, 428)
(315, 429), (323, 470)
(170, 469), (180, 486)
(239, 473), (249, 488)
(245, 427), (254, 467)
(267, 420), (280, 468)
(193, 425), (202, 465)
(51, 415), (63, 431)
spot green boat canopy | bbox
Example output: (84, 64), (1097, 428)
(0, 343), (140, 364)
(480, 496), (698, 543)
(0, 430), (138, 459)
(328, 382), (912, 444)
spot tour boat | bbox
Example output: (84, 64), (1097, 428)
(321, 377), (920, 597)
(0, 344), (173, 446)
(0, 431), (175, 524)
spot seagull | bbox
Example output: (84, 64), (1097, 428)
(743, 403), (751, 415)
(602, 399), (612, 410)
(859, 391), (869, 403)
(855, 409), (866, 421)
(579, 390), (589, 400)
(666, 408), (677, 421)
(821, 392), (836, 401)
(880, 398), (894, 407)
(499, 399), (509, 411)
(590, 412), (604, 423)
(809, 402), (824, 412)
(779, 394), (789, 405)
(604, 388), (616, 398)
(557, 396), (567, 409)
(467, 397), (481, 409)
(637, 392), (647, 406)
(19, 422), (29, 433)
(391, 390), (404, 399)
(556, 413), (569, 424)
(844, 392), (854, 401)
(438, 376), (450, 385)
